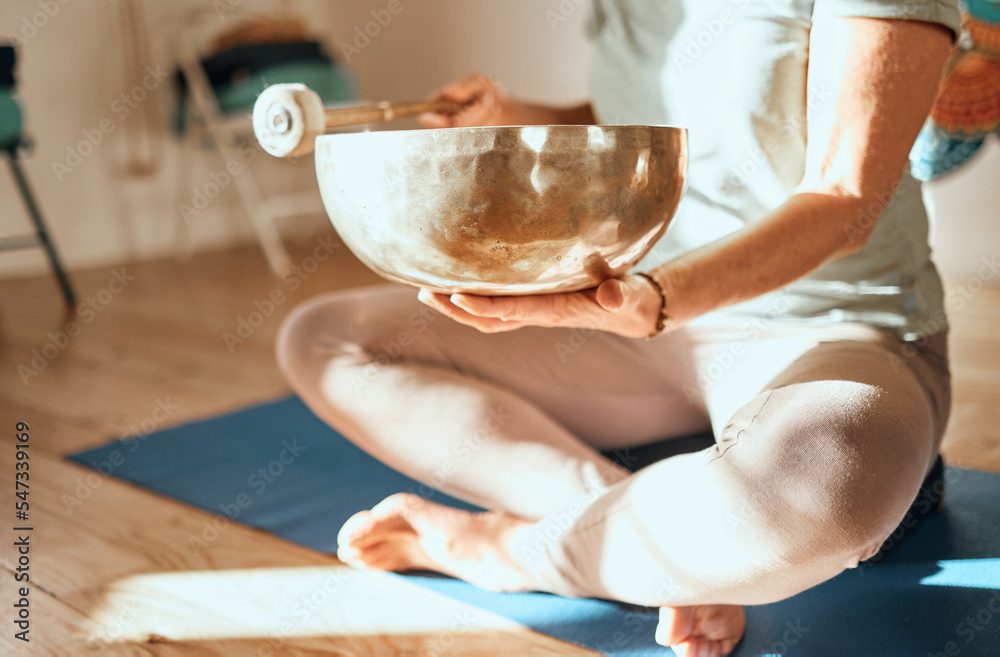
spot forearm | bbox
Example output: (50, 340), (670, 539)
(650, 191), (873, 324)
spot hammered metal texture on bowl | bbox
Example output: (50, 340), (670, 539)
(315, 124), (687, 295)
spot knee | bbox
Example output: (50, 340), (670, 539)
(276, 298), (317, 380)
(275, 295), (365, 387)
(276, 289), (430, 401)
(716, 381), (934, 593)
(811, 385), (931, 554)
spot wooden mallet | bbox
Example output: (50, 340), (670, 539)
(252, 83), (462, 158)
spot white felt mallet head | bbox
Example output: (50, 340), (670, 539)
(252, 83), (325, 158)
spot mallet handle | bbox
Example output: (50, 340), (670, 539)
(322, 100), (463, 128)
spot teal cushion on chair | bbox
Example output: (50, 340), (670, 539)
(0, 86), (22, 150)
(215, 60), (356, 115)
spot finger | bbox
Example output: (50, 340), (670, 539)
(423, 75), (503, 128)
(418, 289), (469, 318)
(447, 308), (527, 333)
(449, 293), (506, 317)
(417, 111), (454, 128)
(424, 80), (472, 104)
(418, 290), (525, 333)
(442, 74), (495, 100)
(418, 91), (485, 128)
(450, 293), (554, 323)
(425, 74), (492, 107)
(418, 102), (495, 129)
(671, 642), (691, 657)
(417, 288), (440, 306)
(594, 278), (625, 311)
(336, 509), (372, 559)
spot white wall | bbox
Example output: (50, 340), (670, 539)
(1, 0), (995, 281)
(0, 0), (591, 279)
(923, 139), (1000, 279)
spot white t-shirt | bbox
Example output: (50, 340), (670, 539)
(587, 0), (962, 340)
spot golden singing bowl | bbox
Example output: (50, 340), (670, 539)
(315, 124), (688, 294)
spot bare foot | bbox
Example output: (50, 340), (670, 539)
(336, 493), (533, 592)
(340, 494), (746, 654)
(656, 604), (745, 656)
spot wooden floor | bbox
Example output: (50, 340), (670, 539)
(1, 236), (998, 655)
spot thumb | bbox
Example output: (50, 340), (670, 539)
(595, 278), (625, 311)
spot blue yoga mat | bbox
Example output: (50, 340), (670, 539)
(70, 396), (1000, 656)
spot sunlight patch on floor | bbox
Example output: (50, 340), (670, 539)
(920, 559), (1000, 589)
(82, 565), (524, 644)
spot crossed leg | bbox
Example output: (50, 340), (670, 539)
(276, 285), (950, 654)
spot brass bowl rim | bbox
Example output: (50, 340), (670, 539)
(315, 123), (688, 144)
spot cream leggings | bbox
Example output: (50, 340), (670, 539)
(276, 285), (951, 608)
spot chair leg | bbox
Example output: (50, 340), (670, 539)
(179, 57), (293, 276)
(5, 152), (77, 308)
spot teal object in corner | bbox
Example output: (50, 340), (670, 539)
(0, 86), (22, 149)
(215, 60), (356, 114)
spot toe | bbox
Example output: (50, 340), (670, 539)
(337, 509), (372, 550)
(697, 604), (745, 641)
(370, 492), (424, 519)
(337, 540), (385, 570)
(351, 539), (424, 572)
(656, 605), (744, 656)
(674, 638), (722, 657)
(655, 606), (694, 647)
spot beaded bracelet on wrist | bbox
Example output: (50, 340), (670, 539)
(634, 272), (674, 340)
